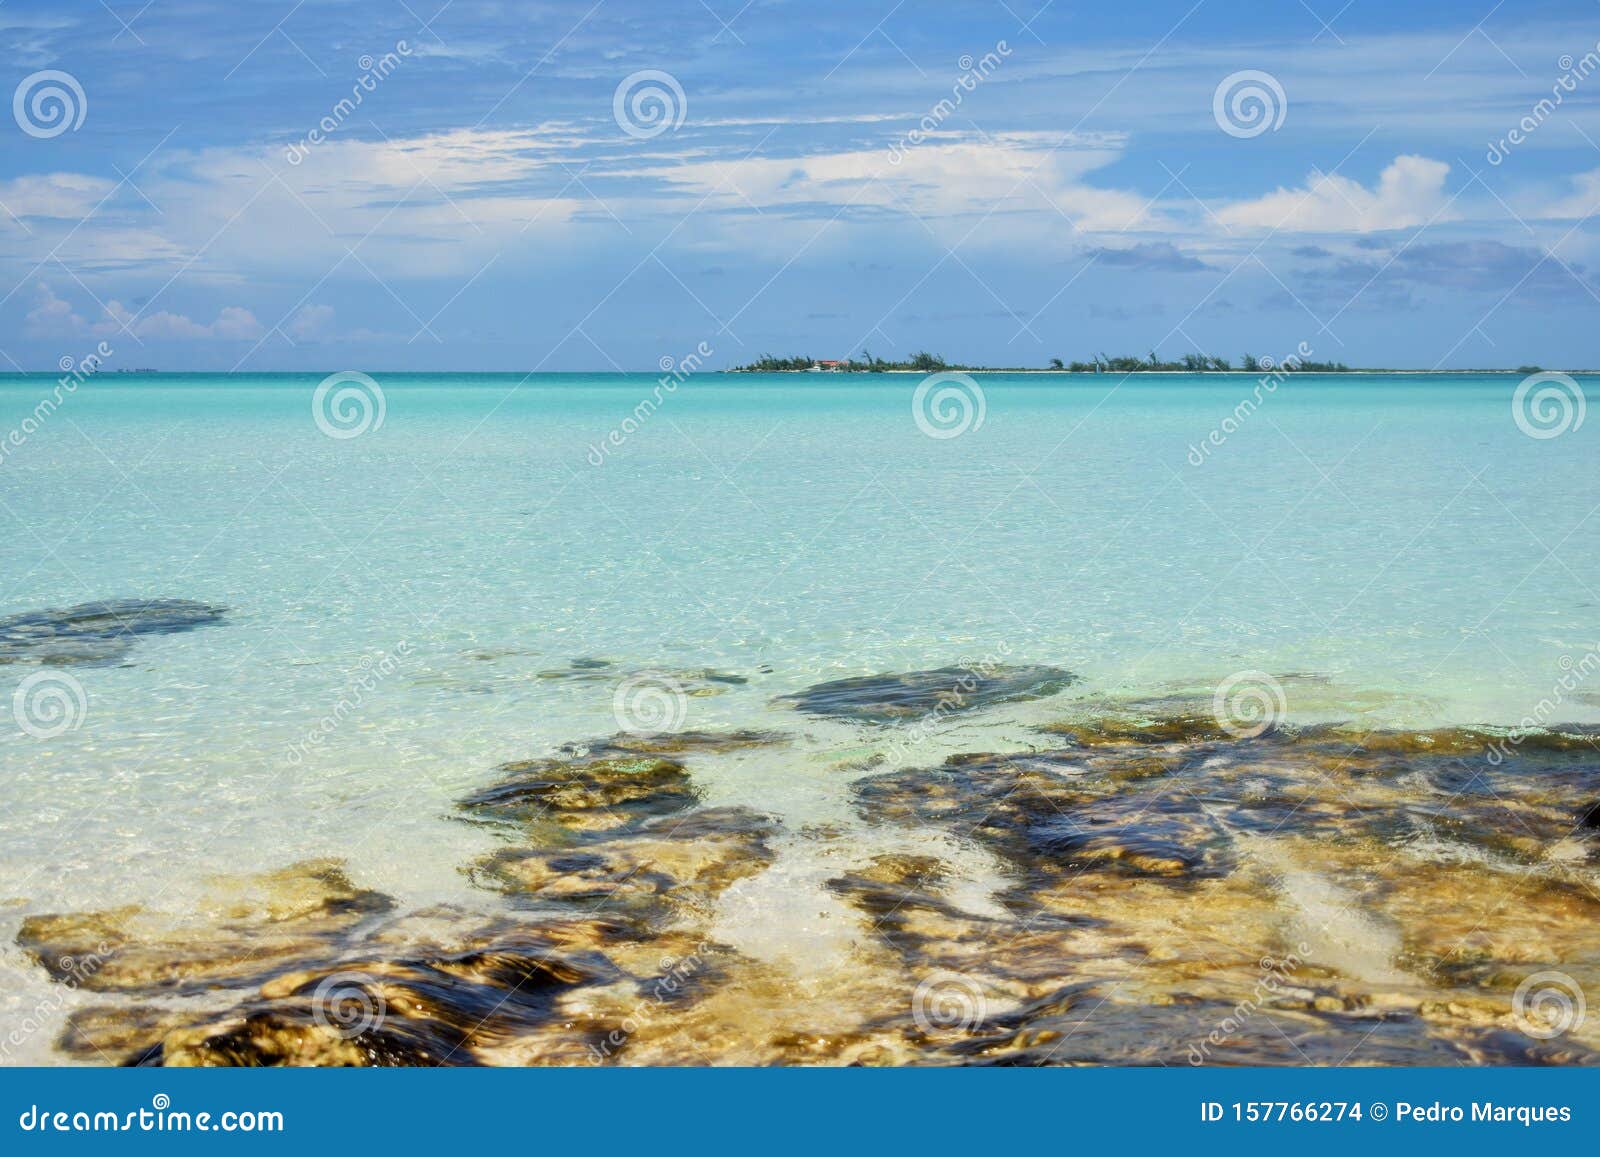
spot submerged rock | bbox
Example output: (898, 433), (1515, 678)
(836, 720), (1600, 1064)
(776, 665), (1075, 724)
(555, 729), (788, 758)
(141, 927), (636, 1067)
(535, 660), (750, 695)
(473, 806), (780, 923)
(457, 730), (787, 836)
(535, 657), (617, 682)
(1040, 710), (1233, 745)
(458, 754), (698, 834)
(30, 708), (1600, 1068)
(16, 860), (392, 996)
(0, 598), (227, 666)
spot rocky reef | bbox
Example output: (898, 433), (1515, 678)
(15, 689), (1600, 1067)
(775, 664), (1076, 724)
(0, 598), (227, 666)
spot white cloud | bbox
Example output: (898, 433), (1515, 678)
(23, 282), (84, 337)
(286, 304), (335, 340)
(1215, 155), (1454, 233)
(122, 303), (264, 340)
(1527, 168), (1600, 220)
(629, 131), (1162, 238)
(0, 173), (115, 221)
(24, 282), (263, 341)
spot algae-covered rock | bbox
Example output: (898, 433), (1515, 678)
(776, 665), (1075, 724)
(16, 860), (392, 996)
(458, 754), (698, 833)
(0, 598), (227, 666)
(472, 807), (779, 920)
(145, 930), (632, 1067)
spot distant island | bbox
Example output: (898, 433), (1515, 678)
(728, 351), (1552, 375)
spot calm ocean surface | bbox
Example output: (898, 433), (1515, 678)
(1, 371), (1596, 1058)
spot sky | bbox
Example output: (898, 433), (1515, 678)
(4, 0), (1600, 371)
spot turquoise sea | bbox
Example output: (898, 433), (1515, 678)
(1, 370), (1596, 1062)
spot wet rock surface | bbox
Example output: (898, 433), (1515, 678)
(0, 599), (227, 666)
(776, 665), (1076, 724)
(34, 734), (785, 1066)
(17, 860), (392, 996)
(457, 753), (700, 834)
(473, 806), (779, 929)
(838, 719), (1600, 1064)
(20, 716), (1600, 1066)
(534, 659), (751, 696)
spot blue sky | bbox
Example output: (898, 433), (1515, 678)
(4, 0), (1600, 370)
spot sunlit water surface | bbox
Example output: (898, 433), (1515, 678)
(1, 371), (1595, 1060)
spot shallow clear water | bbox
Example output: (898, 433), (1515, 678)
(1, 371), (1596, 1059)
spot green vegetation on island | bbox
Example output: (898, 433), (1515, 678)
(729, 351), (993, 373)
(729, 350), (1356, 373)
(1060, 352), (1351, 373)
